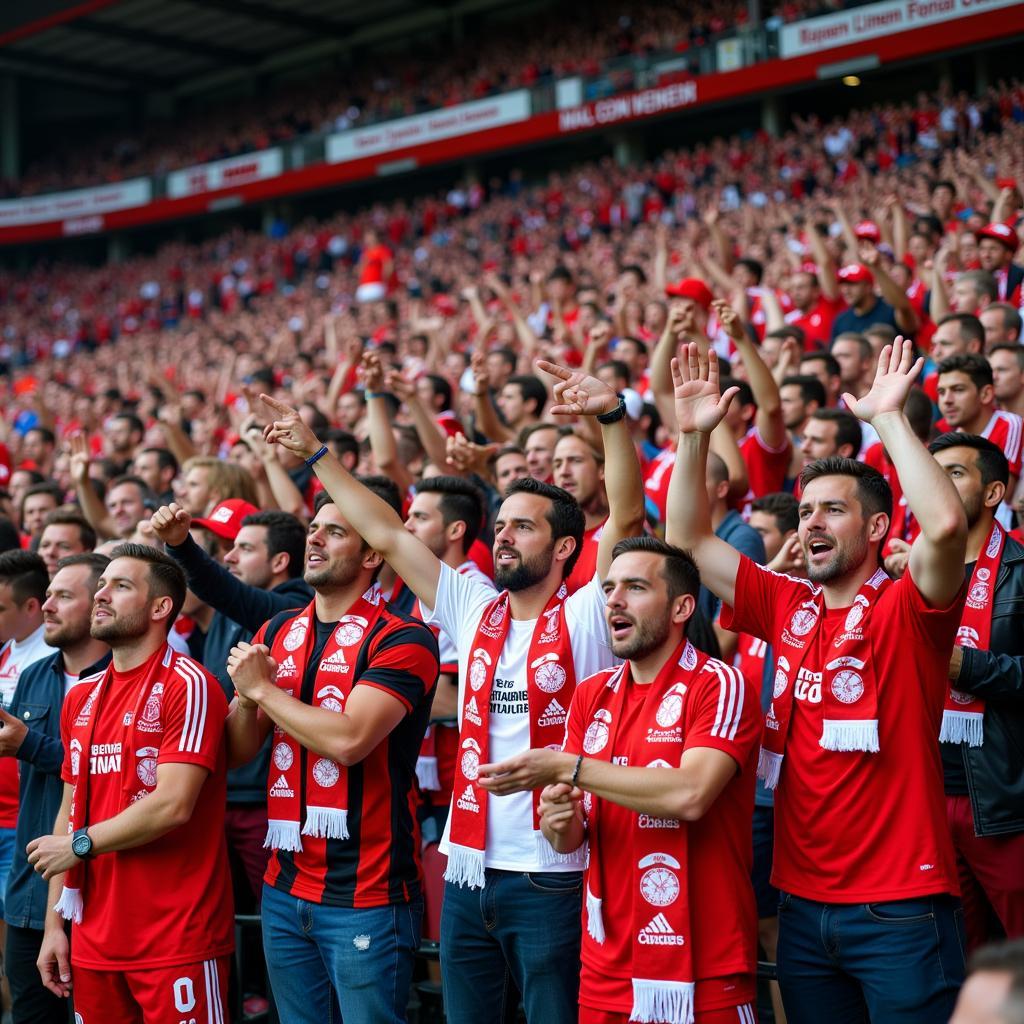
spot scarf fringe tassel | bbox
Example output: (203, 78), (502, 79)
(819, 719), (879, 753)
(302, 807), (350, 840)
(416, 756), (440, 792)
(940, 710), (984, 748)
(54, 886), (83, 924)
(443, 843), (486, 890)
(264, 819), (303, 852)
(535, 831), (586, 868)
(630, 978), (695, 1024)
(757, 748), (783, 790)
(586, 886), (605, 944)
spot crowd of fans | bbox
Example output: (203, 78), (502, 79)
(12, 0), (872, 198)
(0, 71), (1022, 1024)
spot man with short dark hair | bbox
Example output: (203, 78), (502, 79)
(830, 333), (875, 401)
(257, 362), (645, 1024)
(928, 433), (1024, 950)
(981, 304), (1023, 351)
(132, 447), (178, 505)
(474, 536), (762, 1023)
(990, 344), (1024, 419)
(19, 485), (61, 544)
(799, 352), (843, 408)
(38, 510), (95, 578)
(104, 413), (144, 467)
(668, 338), (969, 1021)
(20, 429), (56, 479)
(799, 409), (863, 468)
(779, 376), (826, 436)
(522, 423), (560, 483)
(951, 938), (1024, 1024)
(496, 375), (547, 434)
(1, 553), (109, 1024)
(31, 544), (233, 1023)
(931, 313), (986, 363)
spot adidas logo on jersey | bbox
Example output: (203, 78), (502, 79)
(277, 656), (298, 680)
(269, 774), (295, 799)
(464, 696), (482, 726)
(638, 913), (685, 946)
(456, 784), (479, 812)
(538, 698), (567, 728)
(318, 649), (350, 675)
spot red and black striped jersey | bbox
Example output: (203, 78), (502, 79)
(255, 603), (438, 908)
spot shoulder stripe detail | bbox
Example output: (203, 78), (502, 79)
(175, 659), (208, 753)
(708, 661), (745, 740)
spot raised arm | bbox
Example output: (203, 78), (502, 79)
(537, 360), (645, 580)
(846, 337), (967, 606)
(863, 247), (919, 334)
(650, 305), (687, 430)
(385, 369), (451, 473)
(362, 353), (416, 495)
(806, 223), (840, 302)
(69, 433), (118, 540)
(664, 346), (743, 608)
(470, 351), (515, 444)
(261, 395), (442, 610)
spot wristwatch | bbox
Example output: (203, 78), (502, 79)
(71, 828), (94, 860)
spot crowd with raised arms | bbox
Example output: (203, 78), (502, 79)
(0, 76), (1021, 1024)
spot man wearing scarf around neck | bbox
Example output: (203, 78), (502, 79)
(476, 535), (762, 1024)
(223, 485), (439, 1024)
(928, 433), (1024, 951)
(668, 336), (970, 1022)
(257, 359), (645, 1024)
(29, 544), (233, 1024)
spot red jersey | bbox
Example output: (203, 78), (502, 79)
(642, 447), (675, 525)
(258, 606), (438, 908)
(721, 557), (963, 903)
(864, 442), (919, 551)
(735, 427), (791, 512)
(60, 649), (233, 969)
(785, 295), (845, 351)
(566, 659), (760, 1014)
(735, 633), (768, 693)
(358, 244), (393, 288)
(981, 410), (1023, 477)
(565, 521), (603, 595)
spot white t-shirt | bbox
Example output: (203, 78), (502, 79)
(427, 562), (616, 871)
(417, 560), (496, 668)
(0, 625), (56, 708)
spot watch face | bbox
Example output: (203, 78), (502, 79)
(72, 834), (91, 857)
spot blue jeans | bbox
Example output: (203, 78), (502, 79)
(261, 883), (422, 1024)
(776, 892), (966, 1023)
(440, 869), (582, 1024)
(0, 826), (15, 916)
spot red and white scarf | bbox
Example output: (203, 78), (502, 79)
(583, 640), (708, 1024)
(758, 567), (891, 790)
(941, 522), (1004, 748)
(446, 583), (579, 888)
(56, 646), (185, 923)
(264, 587), (384, 852)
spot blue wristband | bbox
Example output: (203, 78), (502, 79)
(304, 445), (329, 468)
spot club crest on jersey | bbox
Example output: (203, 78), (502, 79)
(782, 600), (818, 648)
(456, 784), (479, 812)
(273, 742), (294, 771)
(956, 625), (980, 649)
(639, 852), (681, 907)
(334, 615), (367, 647)
(469, 649), (492, 691)
(269, 774), (294, 799)
(312, 758), (340, 788)
(122, 712), (134, 727)
(638, 912), (685, 946)
(532, 652), (566, 693)
(583, 708), (612, 754)
(655, 682), (688, 728)
(135, 747), (159, 788)
(464, 696), (482, 727)
(538, 698), (568, 728)
(282, 618), (309, 652)
(460, 738), (481, 781)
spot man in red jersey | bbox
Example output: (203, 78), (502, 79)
(475, 535), (761, 1024)
(668, 337), (969, 1022)
(30, 543), (233, 1024)
(224, 480), (439, 1024)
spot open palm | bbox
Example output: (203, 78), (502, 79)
(843, 336), (923, 423)
(671, 345), (738, 435)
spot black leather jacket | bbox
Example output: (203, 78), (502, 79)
(953, 534), (1024, 837)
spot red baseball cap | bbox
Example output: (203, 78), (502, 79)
(665, 277), (713, 311)
(978, 222), (1017, 251)
(854, 220), (881, 243)
(192, 499), (260, 542)
(837, 263), (875, 285)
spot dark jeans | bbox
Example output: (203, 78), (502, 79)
(776, 891), (966, 1023)
(261, 883), (422, 1024)
(440, 869), (582, 1024)
(5, 924), (70, 1024)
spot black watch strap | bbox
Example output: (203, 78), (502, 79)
(71, 827), (93, 859)
(596, 395), (627, 425)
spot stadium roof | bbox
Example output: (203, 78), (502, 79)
(0, 0), (508, 96)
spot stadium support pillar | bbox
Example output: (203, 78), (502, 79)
(974, 52), (989, 94)
(761, 95), (781, 138)
(611, 132), (643, 169)
(0, 76), (19, 183)
(107, 235), (129, 264)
